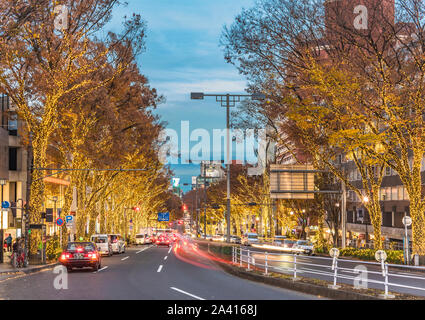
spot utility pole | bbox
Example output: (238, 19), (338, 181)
(203, 162), (207, 239)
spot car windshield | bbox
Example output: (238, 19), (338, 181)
(67, 242), (95, 251)
(248, 234), (258, 238)
(284, 240), (296, 244)
(297, 241), (312, 245)
(92, 237), (107, 243)
(136, 235), (144, 238)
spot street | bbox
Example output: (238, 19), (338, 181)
(0, 241), (321, 300)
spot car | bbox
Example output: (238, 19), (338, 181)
(282, 239), (297, 249)
(272, 236), (287, 246)
(293, 240), (315, 255)
(170, 233), (178, 242)
(204, 234), (213, 241)
(108, 234), (126, 254)
(242, 233), (259, 246)
(212, 234), (225, 242)
(156, 234), (171, 247)
(135, 233), (152, 245)
(230, 235), (242, 244)
(59, 242), (101, 272)
(90, 234), (113, 256)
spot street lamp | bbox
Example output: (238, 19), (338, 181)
(190, 92), (265, 243)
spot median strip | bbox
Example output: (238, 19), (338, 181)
(170, 287), (205, 300)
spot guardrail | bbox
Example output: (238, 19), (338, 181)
(231, 246), (425, 298)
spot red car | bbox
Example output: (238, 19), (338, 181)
(156, 235), (171, 247)
(59, 242), (102, 272)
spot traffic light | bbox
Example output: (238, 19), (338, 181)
(133, 207), (140, 212)
(178, 220), (183, 225)
(169, 222), (173, 227)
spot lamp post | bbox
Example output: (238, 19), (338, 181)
(0, 179), (7, 263)
(190, 92), (265, 243)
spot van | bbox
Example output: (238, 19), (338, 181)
(90, 234), (113, 256)
(108, 234), (126, 254)
(135, 233), (152, 245)
(242, 233), (259, 246)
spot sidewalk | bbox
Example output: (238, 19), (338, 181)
(0, 261), (59, 275)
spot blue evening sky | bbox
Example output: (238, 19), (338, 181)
(109, 0), (256, 190)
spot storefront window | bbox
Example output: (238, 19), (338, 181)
(392, 187), (398, 201)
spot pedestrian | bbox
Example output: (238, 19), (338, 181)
(5, 234), (12, 252)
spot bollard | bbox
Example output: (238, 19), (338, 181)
(293, 254), (297, 280)
(232, 246), (235, 264)
(265, 252), (268, 276)
(247, 249), (251, 270)
(328, 256), (341, 289)
(380, 263), (395, 299)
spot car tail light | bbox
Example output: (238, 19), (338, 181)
(87, 252), (98, 259)
(60, 254), (66, 261)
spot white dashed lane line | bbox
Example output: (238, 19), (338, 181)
(121, 256), (129, 261)
(157, 265), (163, 273)
(168, 247), (172, 254)
(94, 266), (108, 274)
(170, 287), (205, 300)
(164, 256), (168, 260)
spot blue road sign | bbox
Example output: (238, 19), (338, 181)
(1, 201), (10, 209)
(65, 215), (73, 223)
(158, 212), (170, 222)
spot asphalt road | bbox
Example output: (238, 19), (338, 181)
(0, 240), (322, 300)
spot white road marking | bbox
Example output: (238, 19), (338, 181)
(121, 256), (129, 261)
(94, 266), (108, 273)
(157, 265), (163, 273)
(170, 287), (205, 300)
(137, 245), (152, 254)
(164, 256), (168, 260)
(168, 247), (172, 254)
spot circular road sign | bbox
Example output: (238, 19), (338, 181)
(330, 248), (340, 258)
(402, 216), (412, 227)
(375, 250), (387, 262)
(56, 217), (64, 227)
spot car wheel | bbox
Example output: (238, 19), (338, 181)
(93, 263), (99, 272)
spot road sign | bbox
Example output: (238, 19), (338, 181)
(402, 216), (412, 227)
(375, 250), (387, 262)
(158, 212), (170, 222)
(56, 217), (64, 227)
(329, 248), (340, 258)
(65, 215), (74, 223)
(1, 201), (10, 209)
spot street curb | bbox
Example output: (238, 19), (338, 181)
(211, 258), (381, 300)
(0, 262), (59, 276)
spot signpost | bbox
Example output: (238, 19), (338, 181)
(402, 215), (412, 265)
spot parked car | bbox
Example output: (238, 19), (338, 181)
(230, 235), (242, 244)
(293, 240), (315, 255)
(90, 234), (113, 256)
(108, 234), (126, 254)
(242, 233), (259, 246)
(282, 239), (297, 249)
(59, 242), (101, 272)
(212, 234), (225, 242)
(272, 236), (287, 246)
(135, 234), (152, 245)
(204, 234), (213, 241)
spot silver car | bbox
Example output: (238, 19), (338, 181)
(293, 240), (315, 255)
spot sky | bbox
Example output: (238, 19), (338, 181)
(109, 0), (256, 191)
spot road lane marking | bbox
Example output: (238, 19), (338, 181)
(170, 287), (205, 300)
(157, 265), (163, 273)
(168, 247), (172, 254)
(121, 256), (129, 261)
(137, 245), (153, 254)
(94, 266), (108, 273)
(164, 256), (168, 260)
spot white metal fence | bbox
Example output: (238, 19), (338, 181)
(231, 246), (425, 298)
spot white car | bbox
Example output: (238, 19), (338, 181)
(90, 234), (113, 256)
(242, 233), (259, 246)
(108, 234), (126, 254)
(135, 234), (152, 245)
(212, 234), (225, 242)
(293, 240), (315, 255)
